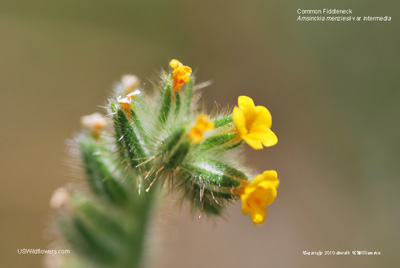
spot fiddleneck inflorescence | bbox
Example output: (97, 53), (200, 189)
(52, 59), (279, 268)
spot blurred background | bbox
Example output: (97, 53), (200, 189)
(1, 0), (399, 267)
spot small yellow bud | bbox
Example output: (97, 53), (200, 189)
(188, 114), (214, 144)
(169, 59), (192, 92)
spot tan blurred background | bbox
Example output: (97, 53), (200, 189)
(1, 0), (399, 267)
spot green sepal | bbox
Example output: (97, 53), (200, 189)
(73, 198), (128, 246)
(198, 132), (237, 151)
(112, 110), (128, 163)
(166, 139), (190, 169)
(158, 77), (172, 124)
(115, 109), (147, 168)
(223, 140), (243, 150)
(61, 215), (118, 264)
(175, 158), (248, 215)
(190, 185), (226, 215)
(205, 159), (248, 181)
(78, 135), (127, 205)
(160, 127), (186, 154)
(213, 116), (233, 128)
(177, 179), (230, 216)
(182, 159), (246, 188)
(130, 106), (149, 145)
(110, 102), (117, 113)
(174, 91), (181, 118)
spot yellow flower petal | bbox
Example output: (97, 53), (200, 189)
(232, 106), (248, 137)
(241, 195), (251, 215)
(247, 195), (267, 224)
(246, 127), (269, 139)
(243, 136), (263, 150)
(250, 212), (265, 225)
(181, 65), (192, 74)
(238, 95), (255, 113)
(169, 59), (181, 69)
(188, 129), (203, 144)
(262, 129), (278, 147)
(255, 170), (279, 187)
(243, 126), (270, 150)
(252, 106), (272, 129)
(258, 186), (277, 206)
(195, 114), (214, 131)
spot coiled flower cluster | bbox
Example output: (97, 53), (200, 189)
(51, 60), (280, 268)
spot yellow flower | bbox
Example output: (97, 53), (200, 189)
(232, 96), (278, 150)
(240, 170), (279, 225)
(187, 114), (214, 144)
(169, 59), (192, 92)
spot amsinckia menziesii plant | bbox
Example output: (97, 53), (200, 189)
(49, 60), (279, 268)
